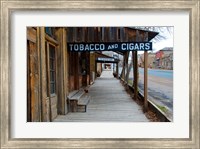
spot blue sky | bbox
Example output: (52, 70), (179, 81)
(152, 27), (173, 52)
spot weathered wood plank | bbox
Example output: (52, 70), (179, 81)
(38, 27), (47, 122)
(74, 53), (79, 90)
(28, 39), (40, 122)
(133, 51), (138, 101)
(27, 27), (37, 43)
(144, 32), (149, 112)
(70, 90), (85, 100)
(55, 27), (67, 115)
(68, 90), (79, 99)
(46, 98), (50, 122)
(27, 40), (31, 122)
(125, 51), (130, 83)
(63, 28), (68, 114)
(78, 94), (90, 105)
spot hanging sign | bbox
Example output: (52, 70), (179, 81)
(67, 42), (152, 52)
(97, 58), (115, 61)
(96, 57), (118, 63)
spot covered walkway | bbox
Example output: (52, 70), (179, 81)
(54, 70), (149, 122)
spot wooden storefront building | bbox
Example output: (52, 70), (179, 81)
(27, 27), (158, 122)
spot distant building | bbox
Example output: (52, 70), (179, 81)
(161, 52), (173, 70)
(155, 47), (173, 69)
(138, 52), (156, 68)
(138, 47), (173, 70)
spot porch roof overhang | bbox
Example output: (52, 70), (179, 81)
(125, 27), (159, 41)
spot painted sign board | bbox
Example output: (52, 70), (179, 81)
(67, 42), (152, 52)
(97, 58), (115, 61)
(96, 57), (118, 63)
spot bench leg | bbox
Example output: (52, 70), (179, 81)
(70, 100), (78, 112)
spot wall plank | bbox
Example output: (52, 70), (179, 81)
(28, 39), (40, 122)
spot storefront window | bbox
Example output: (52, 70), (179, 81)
(49, 44), (56, 94)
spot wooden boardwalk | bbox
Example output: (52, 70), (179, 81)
(54, 70), (149, 122)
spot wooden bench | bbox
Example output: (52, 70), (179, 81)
(67, 89), (90, 112)
(77, 94), (91, 112)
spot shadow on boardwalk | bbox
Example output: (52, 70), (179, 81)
(54, 70), (149, 122)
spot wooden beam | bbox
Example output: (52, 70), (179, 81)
(37, 28), (42, 122)
(116, 62), (119, 79)
(144, 32), (149, 112)
(63, 28), (68, 114)
(144, 51), (148, 112)
(125, 51), (130, 84)
(55, 28), (63, 115)
(38, 27), (47, 122)
(74, 53), (79, 89)
(55, 28), (68, 115)
(133, 51), (138, 101)
(121, 54), (125, 80)
(95, 59), (97, 78)
(66, 28), (70, 113)
(127, 58), (133, 76)
(82, 52), (87, 86)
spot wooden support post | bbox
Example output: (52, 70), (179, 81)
(116, 62), (119, 79)
(65, 28), (70, 114)
(74, 53), (79, 89)
(121, 54), (126, 80)
(95, 60), (97, 78)
(55, 28), (68, 115)
(82, 52), (87, 86)
(86, 52), (90, 85)
(144, 51), (148, 112)
(133, 51), (138, 101)
(38, 27), (47, 122)
(65, 28), (72, 114)
(125, 51), (130, 85)
(122, 58), (125, 80)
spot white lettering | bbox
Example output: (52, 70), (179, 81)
(95, 44), (99, 50)
(140, 43), (144, 50)
(108, 44), (118, 50)
(74, 44), (79, 51)
(134, 43), (139, 50)
(90, 44), (94, 50)
(80, 44), (84, 51)
(85, 44), (89, 51)
(108, 45), (112, 49)
(69, 44), (74, 51)
(145, 43), (150, 50)
(68, 42), (151, 52)
(122, 43), (126, 50)
(100, 44), (105, 50)
(129, 43), (134, 50)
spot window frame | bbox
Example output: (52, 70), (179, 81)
(45, 41), (57, 96)
(49, 44), (56, 95)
